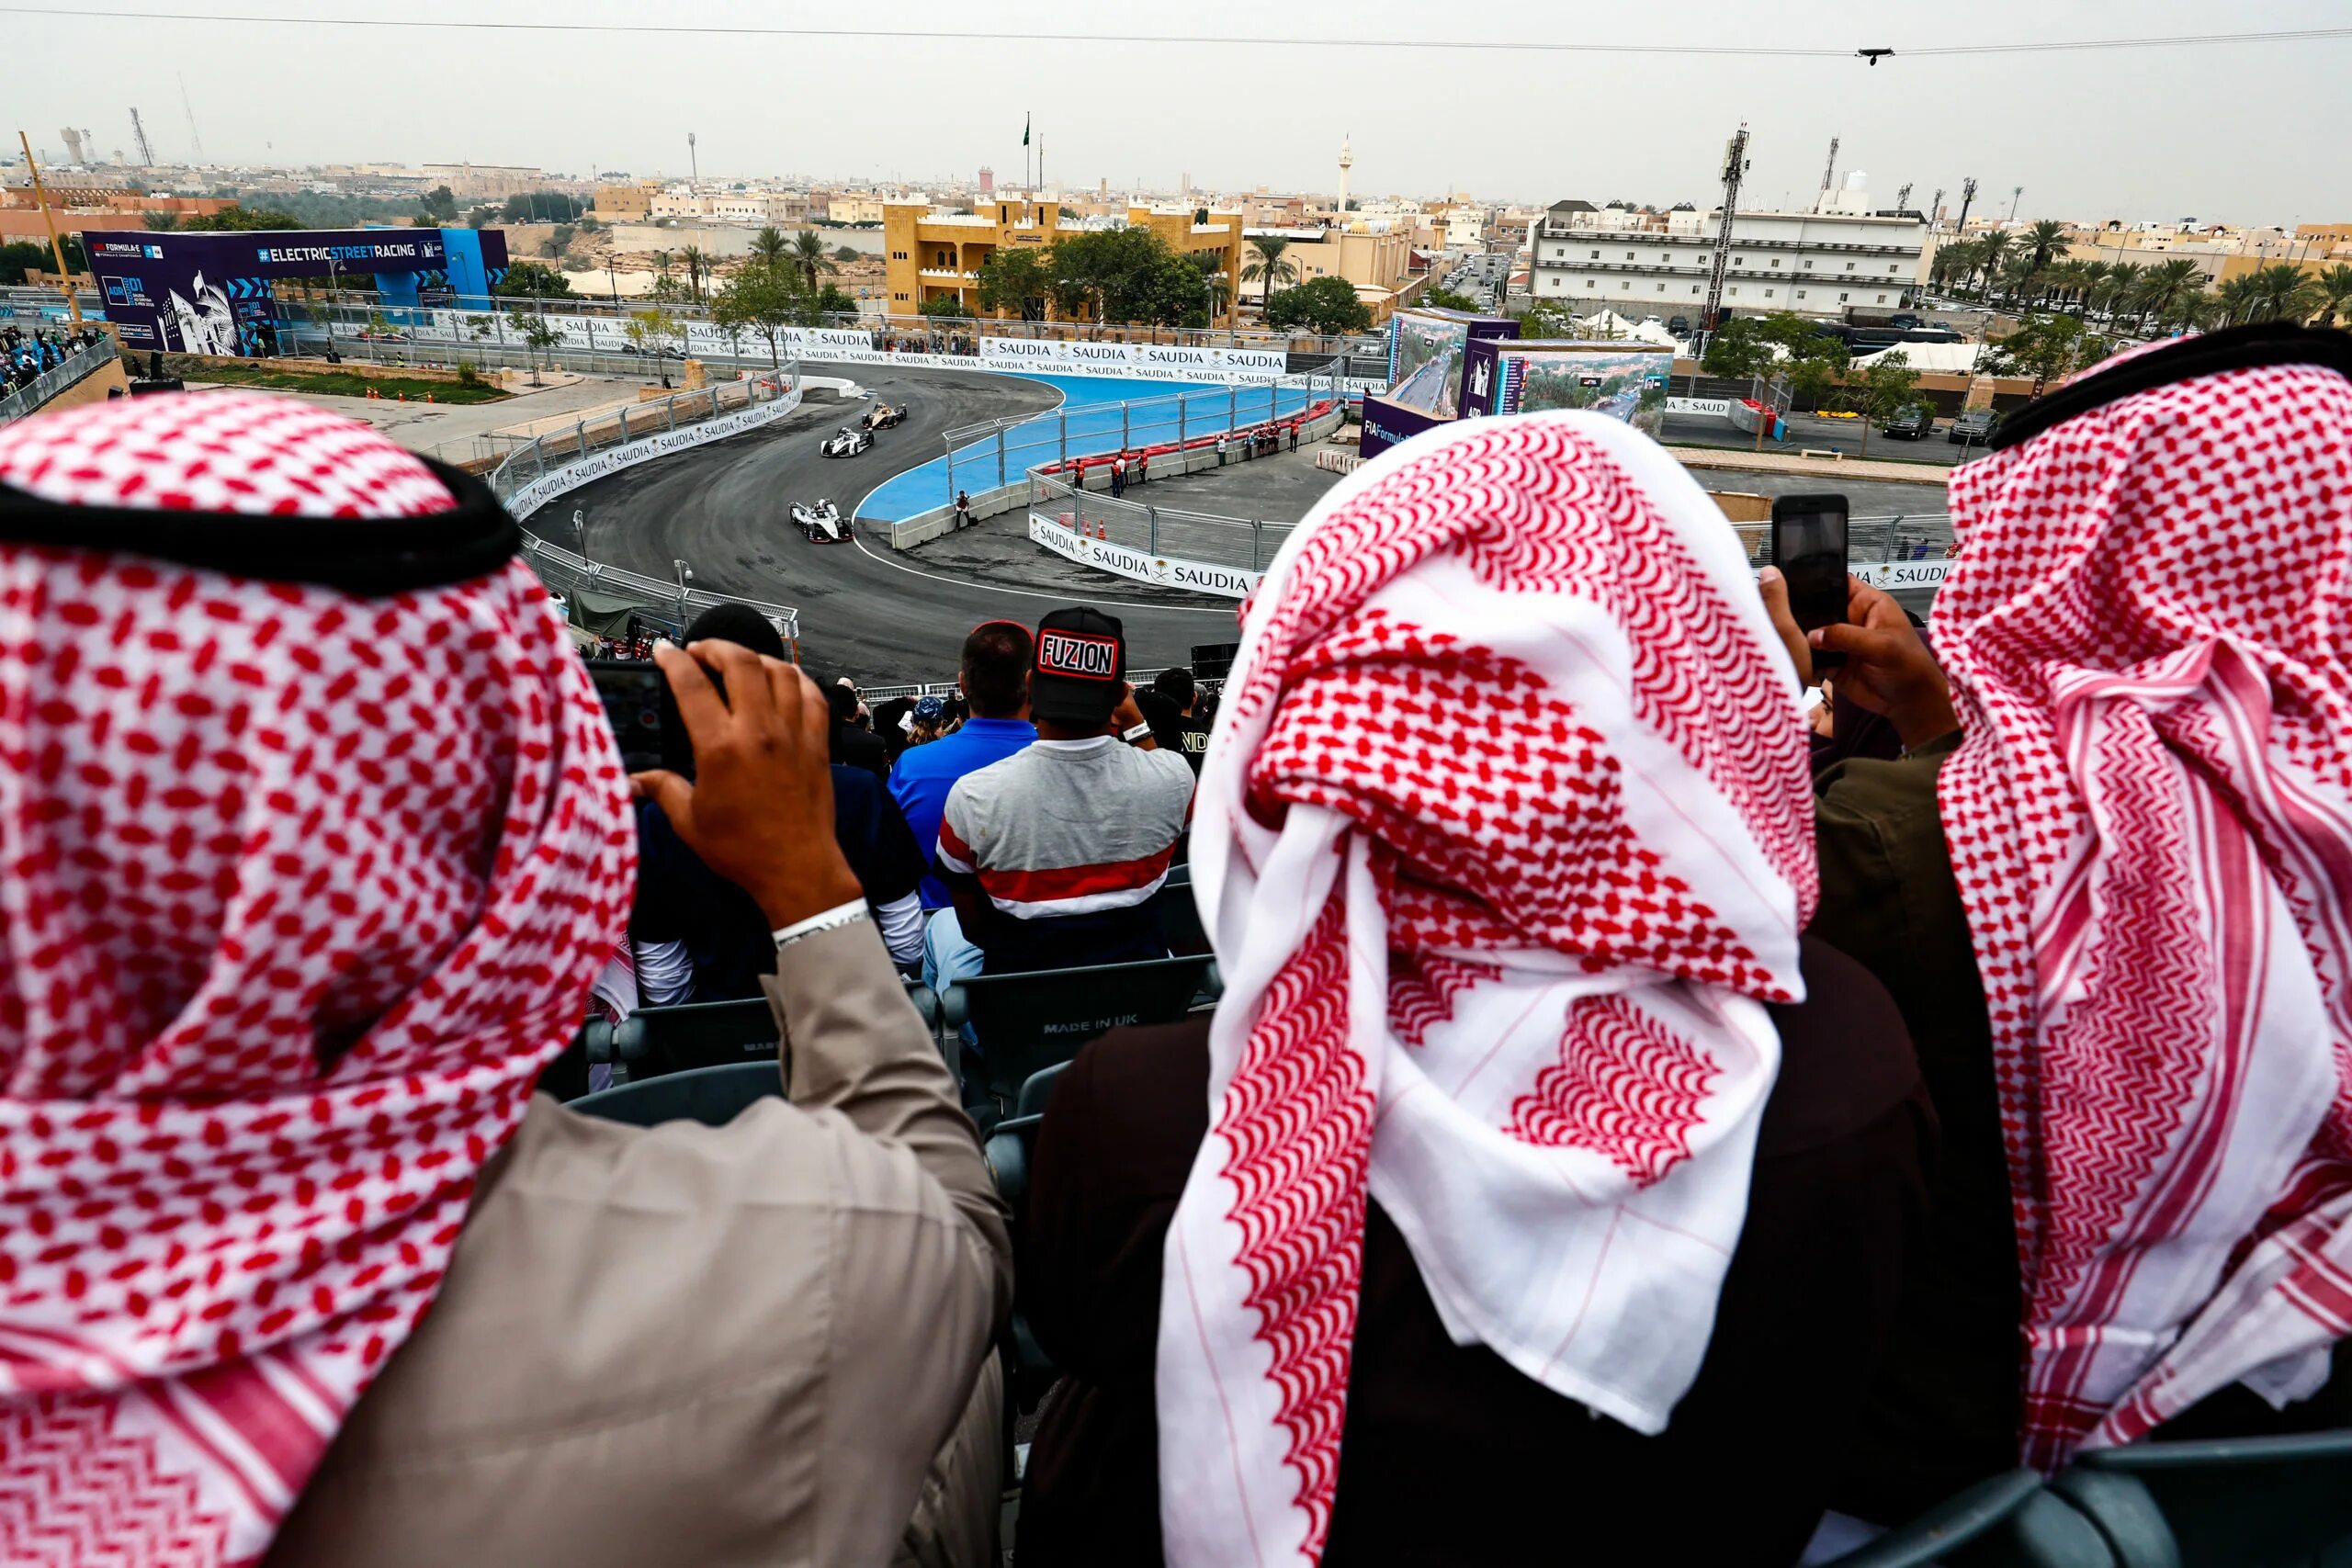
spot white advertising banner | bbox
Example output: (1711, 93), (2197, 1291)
(363, 316), (1299, 383)
(1850, 558), (1951, 591)
(503, 385), (803, 519)
(1668, 397), (1734, 417)
(1027, 513), (1262, 599)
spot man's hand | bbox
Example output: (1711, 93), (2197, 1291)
(1110, 682), (1158, 749)
(1756, 567), (1816, 686)
(1810, 578), (1957, 749)
(631, 640), (864, 931)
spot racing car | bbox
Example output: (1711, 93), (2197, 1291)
(820, 424), (873, 458)
(860, 400), (907, 431)
(792, 499), (849, 543)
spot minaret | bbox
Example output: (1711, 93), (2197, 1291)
(1337, 134), (1353, 213)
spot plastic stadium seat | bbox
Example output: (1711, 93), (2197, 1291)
(980, 1062), (1071, 1209)
(568, 1061), (780, 1128)
(2056, 1427), (2352, 1568)
(1815, 1470), (2116, 1567)
(943, 953), (1215, 1123)
(585, 980), (944, 1085)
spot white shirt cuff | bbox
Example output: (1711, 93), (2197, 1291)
(771, 898), (870, 949)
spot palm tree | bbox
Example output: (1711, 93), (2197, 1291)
(2091, 261), (2138, 322)
(2214, 273), (2265, 326)
(2130, 259), (2204, 333)
(1996, 249), (2041, 309)
(2315, 264), (2352, 328)
(2248, 262), (2323, 323)
(652, 248), (673, 280)
(750, 227), (790, 273)
(681, 245), (709, 303)
(1240, 236), (1299, 314)
(2021, 219), (2070, 276)
(789, 229), (837, 293)
(1928, 239), (1978, 293)
(1971, 231), (2010, 299)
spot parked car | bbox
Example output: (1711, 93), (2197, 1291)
(1882, 404), (1935, 440)
(1949, 409), (2000, 447)
(1887, 312), (1922, 331)
(1667, 315), (1692, 337)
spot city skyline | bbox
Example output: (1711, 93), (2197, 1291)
(10, 0), (2352, 228)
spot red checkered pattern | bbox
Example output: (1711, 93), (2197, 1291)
(0, 393), (636, 1565)
(1159, 413), (1810, 1568)
(1939, 355), (2352, 1467)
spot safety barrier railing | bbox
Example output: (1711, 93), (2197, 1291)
(485, 367), (796, 513)
(521, 535), (802, 647)
(0, 335), (118, 426)
(1028, 472), (1298, 574)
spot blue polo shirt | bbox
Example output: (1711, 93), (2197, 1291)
(888, 716), (1037, 908)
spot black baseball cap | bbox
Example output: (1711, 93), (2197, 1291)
(1032, 606), (1126, 727)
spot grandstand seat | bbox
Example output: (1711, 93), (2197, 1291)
(579, 979), (942, 1086)
(1815, 1471), (2115, 1567)
(980, 1061), (1071, 1209)
(942, 953), (1214, 1123)
(2054, 1427), (2352, 1568)
(568, 1061), (780, 1128)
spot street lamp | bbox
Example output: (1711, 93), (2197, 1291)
(673, 558), (694, 623)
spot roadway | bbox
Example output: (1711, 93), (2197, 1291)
(555, 363), (1238, 682)
(1662, 410), (1977, 466)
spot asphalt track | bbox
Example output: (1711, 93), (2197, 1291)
(552, 364), (1239, 683)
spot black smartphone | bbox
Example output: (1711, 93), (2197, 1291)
(585, 659), (693, 776)
(1770, 493), (1849, 671)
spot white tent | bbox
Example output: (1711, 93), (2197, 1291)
(1853, 340), (1984, 375)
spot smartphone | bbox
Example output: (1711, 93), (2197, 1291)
(585, 659), (692, 776)
(1770, 494), (1849, 671)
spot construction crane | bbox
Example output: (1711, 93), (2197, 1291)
(177, 72), (205, 162)
(129, 107), (155, 168)
(1815, 136), (1839, 212)
(1698, 124), (1749, 355)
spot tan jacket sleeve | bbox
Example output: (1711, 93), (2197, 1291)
(763, 919), (1012, 1564)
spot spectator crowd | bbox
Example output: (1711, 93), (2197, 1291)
(1, 321), (2349, 1568)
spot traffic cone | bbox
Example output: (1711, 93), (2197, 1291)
(397, 392), (406, 402)
(425, 393), (435, 404)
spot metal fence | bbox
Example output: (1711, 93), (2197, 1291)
(485, 367), (796, 513)
(1029, 471), (1297, 573)
(0, 335), (117, 426)
(520, 536), (801, 646)
(1728, 513), (1955, 564)
(942, 371), (1345, 505)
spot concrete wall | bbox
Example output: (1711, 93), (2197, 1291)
(32, 356), (130, 414)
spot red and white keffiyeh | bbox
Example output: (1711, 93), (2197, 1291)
(1937, 356), (2352, 1469)
(1159, 412), (1815, 1567)
(0, 393), (635, 1565)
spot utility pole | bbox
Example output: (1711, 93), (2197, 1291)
(1697, 124), (1749, 358)
(2008, 186), (2024, 223)
(18, 133), (85, 324)
(1956, 176), (1979, 234)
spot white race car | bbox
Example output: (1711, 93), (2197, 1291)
(792, 499), (849, 543)
(820, 425), (872, 458)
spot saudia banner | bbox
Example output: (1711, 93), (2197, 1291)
(503, 379), (803, 520)
(1027, 513), (1262, 599)
(369, 311), (1298, 383)
(85, 227), (507, 354)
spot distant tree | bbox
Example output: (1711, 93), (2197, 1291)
(711, 265), (803, 366)
(750, 227), (791, 271)
(916, 294), (969, 320)
(1848, 349), (1920, 457)
(1984, 311), (2103, 395)
(423, 185), (459, 222)
(624, 306), (684, 361)
(833, 244), (861, 262)
(976, 246), (1055, 321)
(1263, 276), (1371, 334)
(1968, 230), (2011, 298)
(812, 284), (859, 319)
(789, 229), (837, 292)
(494, 261), (575, 299)
(1050, 227), (1193, 323)
(178, 204), (300, 231)
(1128, 252), (1216, 327)
(1518, 298), (1580, 339)
(467, 207), (494, 230)
(680, 245), (710, 303)
(1193, 251), (1233, 318)
(1240, 235), (1298, 312)
(575, 214), (601, 233)
(2213, 273), (2266, 326)
(505, 310), (563, 385)
(2020, 219), (2070, 276)
(1422, 287), (1479, 311)
(2316, 264), (2352, 328)
(1700, 315), (1776, 378)
(645, 274), (693, 305)
(2247, 262), (2324, 323)
(1193, 207), (1209, 225)
(546, 223), (575, 254)
(2125, 258), (2204, 331)
(501, 190), (582, 223)
(141, 211), (179, 231)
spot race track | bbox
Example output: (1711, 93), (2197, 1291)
(551, 364), (1238, 683)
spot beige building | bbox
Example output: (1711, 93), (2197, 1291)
(829, 194), (888, 225)
(594, 182), (657, 223)
(419, 164), (549, 201)
(1242, 223), (1415, 321)
(883, 198), (1241, 325)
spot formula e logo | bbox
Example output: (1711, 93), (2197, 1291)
(1037, 630), (1118, 680)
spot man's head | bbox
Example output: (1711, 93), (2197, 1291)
(959, 619), (1033, 719)
(1030, 606), (1125, 735)
(684, 601), (786, 660)
(1152, 666), (1197, 715)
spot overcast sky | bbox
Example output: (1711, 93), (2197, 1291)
(14, 0), (2349, 227)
